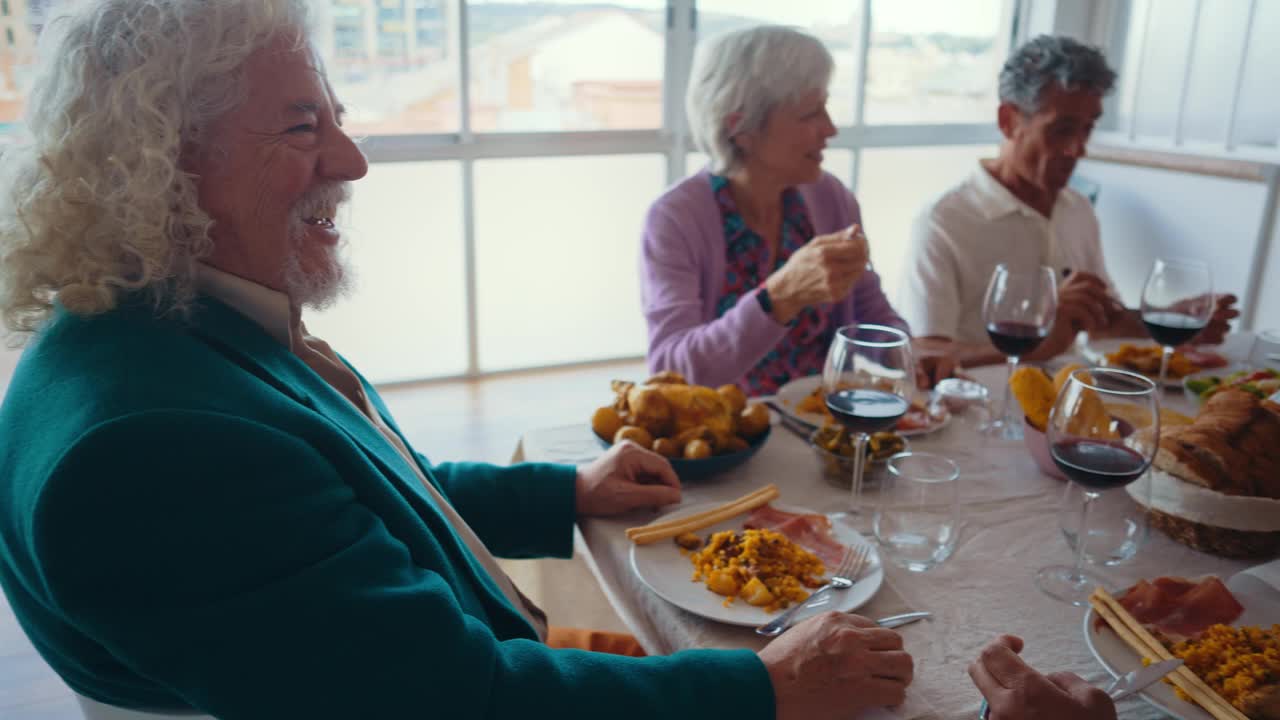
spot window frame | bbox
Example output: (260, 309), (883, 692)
(352, 0), (1012, 385)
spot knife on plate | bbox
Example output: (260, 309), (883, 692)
(1105, 658), (1184, 701)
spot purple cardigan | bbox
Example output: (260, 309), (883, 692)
(640, 170), (908, 389)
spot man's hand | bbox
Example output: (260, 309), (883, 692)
(760, 611), (914, 720)
(765, 225), (869, 324)
(574, 441), (681, 517)
(912, 338), (959, 389)
(1193, 293), (1239, 346)
(968, 635), (1116, 720)
(1025, 272), (1116, 360)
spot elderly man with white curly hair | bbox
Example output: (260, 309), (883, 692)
(0, 3), (928, 719)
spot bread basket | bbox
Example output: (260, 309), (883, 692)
(1129, 469), (1280, 559)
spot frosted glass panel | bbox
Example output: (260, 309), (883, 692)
(1131, 0), (1196, 138)
(474, 154), (664, 371)
(1180, 0), (1251, 143)
(306, 162), (468, 383)
(856, 145), (997, 302)
(1232, 0), (1280, 148)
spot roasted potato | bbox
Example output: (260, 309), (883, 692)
(706, 569), (740, 597)
(683, 438), (713, 460)
(613, 425), (654, 450)
(652, 437), (680, 458)
(591, 406), (623, 441)
(718, 436), (750, 455)
(716, 384), (747, 415)
(672, 424), (715, 448)
(737, 403), (770, 438)
(673, 532), (703, 550)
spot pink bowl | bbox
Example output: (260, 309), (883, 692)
(1022, 417), (1068, 481)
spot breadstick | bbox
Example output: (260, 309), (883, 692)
(1090, 589), (1248, 720)
(626, 484), (779, 545)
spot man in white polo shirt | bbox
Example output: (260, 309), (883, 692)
(898, 35), (1237, 368)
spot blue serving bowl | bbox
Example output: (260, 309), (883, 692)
(593, 426), (771, 481)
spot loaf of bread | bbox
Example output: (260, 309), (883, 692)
(1155, 390), (1280, 499)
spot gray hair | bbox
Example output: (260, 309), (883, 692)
(686, 25), (834, 175)
(0, 0), (312, 335)
(999, 35), (1116, 115)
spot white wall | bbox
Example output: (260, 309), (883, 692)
(1077, 157), (1273, 324)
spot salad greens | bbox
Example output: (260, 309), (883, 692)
(1185, 368), (1280, 400)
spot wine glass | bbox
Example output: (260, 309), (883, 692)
(982, 264), (1058, 440)
(822, 324), (914, 529)
(1035, 368), (1158, 606)
(1140, 258), (1214, 391)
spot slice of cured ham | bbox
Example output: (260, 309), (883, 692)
(744, 505), (849, 569)
(1116, 576), (1244, 640)
(1179, 347), (1230, 369)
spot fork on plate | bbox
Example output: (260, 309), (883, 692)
(755, 543), (872, 637)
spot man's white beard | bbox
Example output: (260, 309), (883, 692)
(282, 234), (352, 311)
(284, 182), (354, 310)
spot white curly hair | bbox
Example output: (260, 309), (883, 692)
(686, 25), (834, 175)
(0, 0), (312, 336)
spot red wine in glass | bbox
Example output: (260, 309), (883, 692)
(1050, 440), (1150, 491)
(986, 321), (1050, 358)
(1141, 311), (1206, 348)
(825, 389), (909, 434)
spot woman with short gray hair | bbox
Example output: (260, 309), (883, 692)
(641, 25), (953, 395)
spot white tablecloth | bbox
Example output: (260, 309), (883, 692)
(519, 339), (1263, 719)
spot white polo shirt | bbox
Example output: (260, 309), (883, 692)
(896, 163), (1114, 345)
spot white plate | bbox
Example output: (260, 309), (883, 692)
(1082, 607), (1211, 720)
(773, 375), (951, 437)
(1083, 573), (1280, 720)
(1081, 338), (1235, 390)
(630, 502), (883, 628)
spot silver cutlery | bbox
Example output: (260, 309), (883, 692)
(764, 400), (816, 440)
(1104, 658), (1183, 701)
(874, 611), (932, 629)
(977, 658), (1183, 718)
(755, 544), (870, 637)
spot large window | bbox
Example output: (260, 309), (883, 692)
(2, 0), (1021, 383)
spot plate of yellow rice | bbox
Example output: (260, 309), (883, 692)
(1084, 572), (1280, 720)
(629, 502), (882, 627)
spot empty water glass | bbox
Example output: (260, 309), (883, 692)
(1057, 473), (1150, 566)
(874, 452), (961, 572)
(1249, 329), (1280, 371)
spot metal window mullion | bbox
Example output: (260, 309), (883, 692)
(1126, 0), (1153, 141)
(1224, 0), (1257, 150)
(1240, 166), (1279, 331)
(1172, 0), (1203, 146)
(850, 0), (872, 190)
(663, 0), (695, 184)
(454, 0), (479, 376)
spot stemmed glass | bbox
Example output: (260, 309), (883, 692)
(1036, 368), (1158, 606)
(982, 264), (1058, 440)
(1140, 258), (1214, 391)
(823, 324), (914, 529)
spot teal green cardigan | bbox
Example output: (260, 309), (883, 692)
(0, 297), (773, 718)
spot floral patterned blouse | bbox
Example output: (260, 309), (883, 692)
(710, 174), (834, 395)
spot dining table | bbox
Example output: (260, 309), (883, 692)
(514, 334), (1265, 720)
